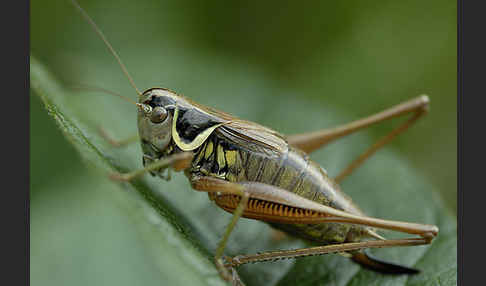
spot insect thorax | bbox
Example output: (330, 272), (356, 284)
(189, 133), (245, 182)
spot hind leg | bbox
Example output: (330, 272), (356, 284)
(191, 176), (437, 279)
(286, 96), (429, 183)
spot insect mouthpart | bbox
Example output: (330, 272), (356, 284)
(137, 98), (174, 164)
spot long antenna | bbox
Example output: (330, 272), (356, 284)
(69, 0), (142, 97)
(69, 84), (138, 105)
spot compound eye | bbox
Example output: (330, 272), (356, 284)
(150, 106), (168, 123)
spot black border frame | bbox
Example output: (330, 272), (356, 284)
(5, 0), (29, 285)
(458, 0), (486, 285)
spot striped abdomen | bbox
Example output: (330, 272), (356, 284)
(190, 133), (366, 243)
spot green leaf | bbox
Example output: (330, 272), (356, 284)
(31, 53), (456, 286)
(30, 56), (226, 286)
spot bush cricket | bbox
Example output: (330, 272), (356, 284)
(69, 0), (439, 284)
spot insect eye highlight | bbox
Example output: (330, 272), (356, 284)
(150, 106), (168, 123)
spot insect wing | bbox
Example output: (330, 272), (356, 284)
(182, 96), (289, 154)
(222, 120), (288, 154)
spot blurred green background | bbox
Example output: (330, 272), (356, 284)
(31, 0), (456, 285)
